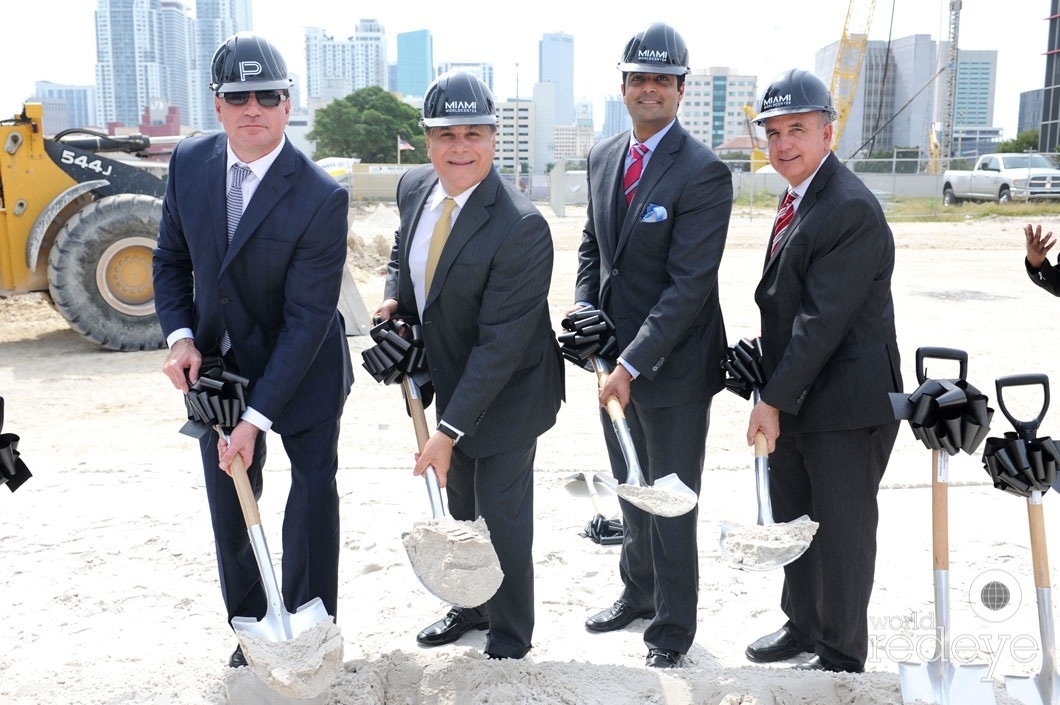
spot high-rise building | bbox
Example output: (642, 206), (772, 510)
(496, 98), (532, 181)
(95, 0), (165, 128)
(193, 0), (252, 131)
(679, 68), (757, 149)
(436, 62), (494, 91)
(539, 32), (574, 126)
(353, 19), (387, 92)
(1020, 88), (1045, 137)
(1040, 0), (1060, 151)
(33, 81), (96, 132)
(305, 20), (387, 108)
(815, 34), (997, 158)
(160, 1), (196, 130)
(602, 95), (631, 139)
(396, 30), (433, 99)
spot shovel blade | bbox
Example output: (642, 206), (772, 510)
(1006, 672), (1060, 705)
(402, 520), (504, 608)
(232, 596), (330, 643)
(899, 660), (996, 705)
(718, 515), (817, 571)
(616, 473), (697, 517)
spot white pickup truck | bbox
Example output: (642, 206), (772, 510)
(942, 153), (1060, 205)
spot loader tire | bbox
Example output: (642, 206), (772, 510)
(48, 194), (165, 351)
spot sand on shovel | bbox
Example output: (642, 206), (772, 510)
(617, 484), (696, 517)
(402, 516), (504, 608)
(720, 515), (820, 568)
(235, 617), (344, 700)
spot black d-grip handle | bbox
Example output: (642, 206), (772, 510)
(995, 373), (1050, 440)
(916, 347), (968, 385)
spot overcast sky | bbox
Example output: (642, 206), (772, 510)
(1, 0), (1049, 138)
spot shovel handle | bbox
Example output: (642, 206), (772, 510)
(214, 427), (260, 529)
(401, 376), (431, 452)
(932, 450), (949, 572)
(1028, 491), (1052, 589)
(591, 356), (626, 422)
(995, 373), (1050, 441)
(915, 347), (968, 385)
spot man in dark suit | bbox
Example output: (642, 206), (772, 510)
(373, 71), (563, 660)
(575, 23), (732, 669)
(153, 33), (353, 667)
(743, 69), (902, 674)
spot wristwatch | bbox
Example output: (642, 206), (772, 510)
(437, 423), (460, 445)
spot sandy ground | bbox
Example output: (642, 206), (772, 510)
(2, 202), (1059, 704)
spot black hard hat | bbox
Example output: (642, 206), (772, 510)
(420, 71), (497, 127)
(209, 33), (293, 94)
(754, 69), (836, 125)
(617, 23), (690, 76)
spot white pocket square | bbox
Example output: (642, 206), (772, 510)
(641, 204), (668, 223)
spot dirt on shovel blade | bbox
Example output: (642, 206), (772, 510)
(236, 617), (344, 699)
(721, 516), (820, 568)
(402, 516), (504, 608)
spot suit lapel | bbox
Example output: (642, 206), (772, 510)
(207, 138), (229, 266)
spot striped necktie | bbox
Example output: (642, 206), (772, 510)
(769, 190), (797, 257)
(220, 164), (250, 355)
(623, 143), (649, 205)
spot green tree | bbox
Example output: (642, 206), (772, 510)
(996, 130), (1041, 154)
(307, 86), (428, 164)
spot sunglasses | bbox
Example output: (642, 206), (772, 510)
(219, 90), (288, 108)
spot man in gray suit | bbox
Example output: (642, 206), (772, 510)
(742, 70), (902, 673)
(576, 23), (732, 669)
(374, 71), (564, 660)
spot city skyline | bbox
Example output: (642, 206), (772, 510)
(1, 0), (1049, 139)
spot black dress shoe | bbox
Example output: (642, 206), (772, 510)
(585, 601), (654, 633)
(745, 626), (813, 663)
(416, 607), (489, 646)
(645, 648), (682, 668)
(793, 654), (861, 673)
(228, 645), (247, 668)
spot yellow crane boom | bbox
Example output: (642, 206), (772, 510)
(830, 0), (877, 152)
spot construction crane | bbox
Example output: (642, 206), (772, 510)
(829, 0), (877, 152)
(939, 0), (962, 164)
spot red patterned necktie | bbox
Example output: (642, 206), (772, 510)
(769, 190), (797, 256)
(623, 143), (649, 205)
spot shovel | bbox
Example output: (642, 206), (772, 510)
(590, 355), (697, 517)
(566, 471), (624, 545)
(398, 376), (504, 609)
(898, 448), (996, 704)
(219, 427), (342, 699)
(717, 425), (817, 571)
(993, 374), (1060, 705)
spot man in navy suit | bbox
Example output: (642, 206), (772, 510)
(743, 69), (901, 673)
(576, 23), (732, 669)
(374, 71), (563, 660)
(153, 33), (352, 667)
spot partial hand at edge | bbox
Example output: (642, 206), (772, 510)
(1025, 223), (1055, 270)
(747, 400), (781, 454)
(162, 337), (201, 393)
(414, 431), (454, 488)
(217, 420), (259, 477)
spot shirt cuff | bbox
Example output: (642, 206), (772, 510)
(241, 407), (273, 433)
(617, 356), (640, 380)
(167, 328), (194, 348)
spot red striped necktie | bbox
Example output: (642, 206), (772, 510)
(623, 143), (649, 205)
(769, 190), (797, 256)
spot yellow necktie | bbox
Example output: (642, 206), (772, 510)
(425, 197), (456, 293)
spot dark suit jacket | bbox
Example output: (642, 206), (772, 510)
(153, 133), (353, 435)
(575, 120), (731, 408)
(384, 165), (563, 458)
(1026, 257), (1060, 295)
(756, 152), (902, 433)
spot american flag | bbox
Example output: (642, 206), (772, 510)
(397, 136), (415, 151)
